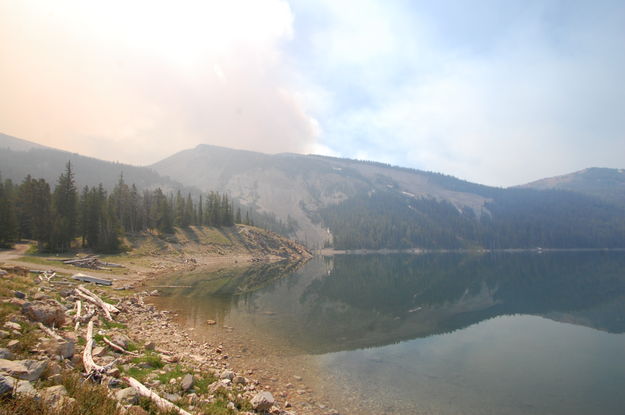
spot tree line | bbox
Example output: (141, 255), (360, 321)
(0, 162), (247, 252)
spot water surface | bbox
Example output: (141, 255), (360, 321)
(153, 252), (625, 414)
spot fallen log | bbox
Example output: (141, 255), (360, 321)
(76, 285), (119, 314)
(38, 322), (64, 341)
(123, 376), (192, 415)
(103, 336), (138, 356)
(74, 300), (82, 331)
(75, 291), (113, 321)
(72, 273), (113, 286)
(83, 320), (116, 382)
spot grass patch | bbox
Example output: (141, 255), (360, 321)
(131, 352), (164, 369)
(101, 320), (127, 330)
(123, 366), (153, 382)
(194, 372), (218, 395)
(156, 365), (186, 385)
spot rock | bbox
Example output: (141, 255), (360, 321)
(7, 340), (20, 352)
(220, 370), (235, 380)
(227, 402), (236, 410)
(0, 359), (47, 381)
(164, 392), (181, 402)
(40, 385), (69, 408)
(22, 300), (66, 327)
(110, 333), (131, 349)
(127, 406), (149, 415)
(32, 292), (48, 300)
(181, 374), (194, 392)
(57, 341), (74, 359)
(144, 341), (156, 351)
(13, 291), (26, 299)
(92, 346), (107, 357)
(285, 401), (292, 408)
(0, 269), (7, 276)
(48, 374), (63, 384)
(14, 380), (37, 397)
(293, 375), (303, 381)
(115, 387), (139, 405)
(3, 321), (21, 331)
(149, 290), (159, 296)
(233, 375), (247, 385)
(0, 330), (9, 339)
(0, 375), (15, 396)
(0, 348), (14, 360)
(251, 391), (275, 411)
(206, 320), (217, 325)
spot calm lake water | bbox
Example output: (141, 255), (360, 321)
(153, 252), (625, 414)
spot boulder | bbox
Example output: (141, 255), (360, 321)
(181, 374), (194, 392)
(57, 341), (75, 359)
(0, 375), (15, 396)
(14, 380), (37, 397)
(251, 391), (275, 411)
(40, 385), (69, 408)
(22, 300), (66, 327)
(0, 348), (14, 360)
(0, 359), (47, 381)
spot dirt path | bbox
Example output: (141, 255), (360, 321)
(0, 242), (29, 261)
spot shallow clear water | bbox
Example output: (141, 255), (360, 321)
(153, 252), (625, 414)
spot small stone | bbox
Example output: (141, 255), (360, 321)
(92, 346), (107, 357)
(206, 319), (217, 325)
(115, 387), (139, 405)
(110, 334), (131, 349)
(164, 392), (181, 402)
(108, 367), (121, 377)
(0, 348), (14, 360)
(13, 291), (26, 299)
(220, 370), (235, 380)
(144, 341), (156, 351)
(251, 391), (275, 411)
(3, 321), (21, 331)
(181, 374), (194, 392)
(233, 375), (247, 385)
(227, 402), (236, 410)
(0, 330), (9, 338)
(57, 341), (74, 359)
(285, 401), (292, 408)
(293, 375), (303, 381)
(14, 380), (37, 397)
(127, 406), (149, 415)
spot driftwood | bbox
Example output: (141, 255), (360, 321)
(75, 291), (113, 321)
(83, 321), (116, 381)
(103, 336), (138, 356)
(74, 300), (82, 331)
(123, 376), (192, 415)
(72, 273), (113, 286)
(60, 255), (124, 270)
(76, 286), (119, 314)
(37, 322), (64, 341)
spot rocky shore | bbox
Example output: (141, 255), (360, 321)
(0, 261), (338, 415)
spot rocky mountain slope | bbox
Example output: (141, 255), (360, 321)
(521, 167), (625, 207)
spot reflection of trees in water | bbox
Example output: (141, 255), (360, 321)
(158, 252), (625, 354)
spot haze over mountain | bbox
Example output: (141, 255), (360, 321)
(2, 133), (624, 250)
(151, 144), (625, 249)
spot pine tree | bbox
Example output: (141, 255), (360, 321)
(50, 162), (78, 252)
(0, 176), (18, 247)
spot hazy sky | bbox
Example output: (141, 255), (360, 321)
(1, 0), (624, 186)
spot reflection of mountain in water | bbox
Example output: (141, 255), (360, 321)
(156, 252), (625, 354)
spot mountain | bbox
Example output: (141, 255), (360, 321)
(0, 132), (184, 192)
(151, 144), (625, 249)
(521, 167), (625, 207)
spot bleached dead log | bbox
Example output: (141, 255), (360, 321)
(123, 376), (192, 415)
(75, 290), (113, 321)
(74, 300), (82, 331)
(76, 285), (119, 314)
(43, 271), (57, 281)
(38, 322), (64, 341)
(83, 320), (116, 381)
(103, 336), (138, 356)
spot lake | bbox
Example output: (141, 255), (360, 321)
(152, 252), (625, 414)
